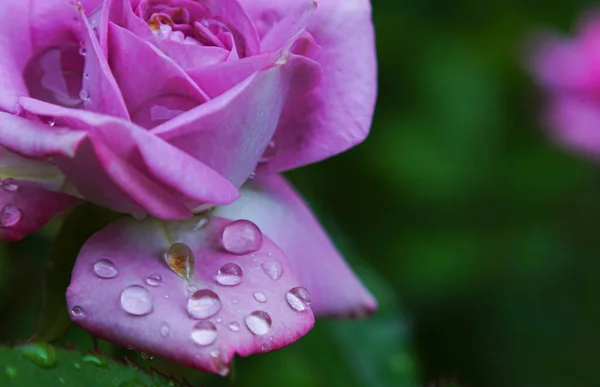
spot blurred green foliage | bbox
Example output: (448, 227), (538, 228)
(3, 0), (600, 386)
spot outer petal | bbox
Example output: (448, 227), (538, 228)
(67, 216), (314, 375)
(214, 175), (377, 317)
(238, 0), (377, 173)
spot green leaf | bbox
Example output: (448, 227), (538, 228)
(31, 204), (122, 343)
(0, 343), (179, 387)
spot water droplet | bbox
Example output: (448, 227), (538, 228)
(16, 343), (57, 368)
(187, 289), (221, 319)
(261, 261), (283, 281)
(141, 352), (153, 361)
(164, 294), (170, 299)
(71, 305), (84, 316)
(160, 323), (170, 337)
(4, 366), (17, 378)
(216, 317), (222, 323)
(253, 292), (267, 303)
(191, 321), (217, 346)
(145, 273), (162, 287)
(187, 284), (199, 293)
(93, 259), (118, 279)
(1, 178), (18, 192)
(261, 343), (269, 352)
(84, 73), (90, 79)
(210, 349), (220, 358)
(259, 140), (278, 163)
(79, 89), (89, 101)
(47, 118), (56, 127)
(248, 171), (256, 180)
(192, 216), (208, 231)
(165, 242), (194, 281)
(232, 299), (238, 304)
(120, 285), (153, 316)
(73, 362), (81, 369)
(286, 287), (311, 312)
(222, 219), (262, 254)
(82, 354), (107, 368)
(216, 263), (243, 286)
(228, 322), (240, 332)
(0, 204), (22, 228)
(78, 46), (87, 56)
(245, 311), (272, 335)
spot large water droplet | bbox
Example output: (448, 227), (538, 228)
(145, 273), (162, 287)
(93, 259), (118, 279)
(15, 343), (57, 368)
(1, 178), (18, 192)
(228, 322), (240, 332)
(245, 311), (272, 335)
(0, 204), (22, 228)
(160, 323), (170, 338)
(259, 140), (278, 163)
(82, 354), (108, 368)
(261, 261), (283, 281)
(165, 242), (194, 281)
(187, 289), (221, 319)
(253, 292), (267, 303)
(71, 305), (84, 317)
(216, 263), (243, 286)
(286, 287), (311, 312)
(191, 321), (217, 346)
(222, 220), (262, 254)
(120, 285), (153, 316)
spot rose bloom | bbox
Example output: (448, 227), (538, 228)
(531, 11), (600, 158)
(0, 0), (377, 374)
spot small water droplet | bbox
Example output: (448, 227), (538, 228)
(253, 292), (267, 303)
(82, 354), (107, 368)
(71, 305), (84, 317)
(84, 73), (90, 79)
(145, 273), (162, 287)
(191, 321), (217, 346)
(0, 204), (22, 228)
(93, 259), (118, 279)
(248, 171), (256, 180)
(47, 118), (56, 127)
(165, 242), (194, 281)
(286, 287), (311, 312)
(232, 299), (238, 304)
(78, 46), (87, 56)
(222, 219), (262, 254)
(192, 216), (208, 231)
(228, 322), (240, 332)
(156, 325), (168, 340)
(187, 289), (221, 319)
(1, 178), (18, 192)
(216, 317), (222, 323)
(216, 263), (243, 286)
(120, 285), (153, 316)
(164, 294), (170, 299)
(259, 140), (278, 163)
(79, 89), (89, 101)
(261, 343), (269, 352)
(4, 366), (17, 378)
(210, 349), (220, 358)
(261, 261), (283, 281)
(73, 362), (81, 369)
(245, 311), (272, 335)
(16, 343), (57, 368)
(141, 352), (153, 361)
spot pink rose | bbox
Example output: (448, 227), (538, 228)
(530, 11), (600, 157)
(0, 0), (377, 374)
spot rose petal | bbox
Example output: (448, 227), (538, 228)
(214, 174), (377, 317)
(67, 216), (314, 375)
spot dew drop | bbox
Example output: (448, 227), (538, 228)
(228, 322), (240, 332)
(164, 294), (170, 299)
(16, 343), (57, 368)
(216, 263), (243, 286)
(245, 311), (272, 335)
(4, 366), (17, 378)
(73, 362), (81, 369)
(79, 89), (90, 101)
(145, 273), (163, 287)
(0, 204), (22, 228)
(1, 178), (18, 192)
(253, 292), (267, 303)
(191, 321), (217, 346)
(286, 287), (311, 312)
(160, 323), (170, 338)
(82, 354), (107, 368)
(216, 317), (222, 323)
(120, 285), (153, 316)
(165, 242), (194, 281)
(187, 289), (221, 319)
(47, 118), (56, 127)
(210, 350), (220, 358)
(78, 46), (87, 56)
(259, 140), (278, 163)
(192, 216), (208, 231)
(141, 352), (153, 361)
(71, 305), (84, 317)
(261, 261), (283, 281)
(222, 219), (262, 254)
(93, 259), (118, 279)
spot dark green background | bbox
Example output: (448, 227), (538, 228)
(2, 0), (600, 386)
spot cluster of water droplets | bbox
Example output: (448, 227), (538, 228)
(0, 178), (22, 229)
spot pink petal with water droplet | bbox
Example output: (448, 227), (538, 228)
(67, 216), (314, 375)
(214, 174), (377, 318)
